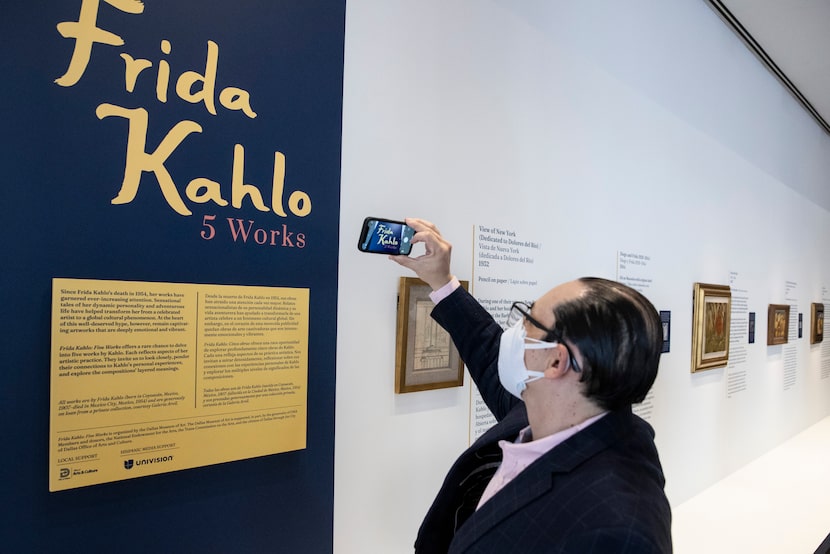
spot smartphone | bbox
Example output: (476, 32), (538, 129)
(357, 217), (415, 256)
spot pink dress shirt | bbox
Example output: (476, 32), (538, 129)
(429, 275), (608, 510)
(476, 412), (607, 509)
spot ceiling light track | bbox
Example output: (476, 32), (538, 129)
(705, 0), (830, 135)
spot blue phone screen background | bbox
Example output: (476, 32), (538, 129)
(362, 221), (412, 254)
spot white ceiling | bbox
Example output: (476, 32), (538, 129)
(708, 0), (830, 134)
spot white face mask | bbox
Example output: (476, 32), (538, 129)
(498, 319), (560, 399)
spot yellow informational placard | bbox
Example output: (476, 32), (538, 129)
(49, 278), (309, 491)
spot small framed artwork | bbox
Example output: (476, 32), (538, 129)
(767, 304), (791, 345)
(811, 303), (825, 345)
(395, 277), (468, 393)
(659, 310), (671, 353)
(691, 283), (731, 372)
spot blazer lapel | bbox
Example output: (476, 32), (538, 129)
(448, 411), (628, 553)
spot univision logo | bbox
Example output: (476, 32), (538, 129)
(124, 455), (174, 470)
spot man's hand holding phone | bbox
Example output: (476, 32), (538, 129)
(389, 218), (454, 291)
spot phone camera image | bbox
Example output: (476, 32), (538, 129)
(358, 218), (414, 255)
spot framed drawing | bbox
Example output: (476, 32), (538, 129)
(767, 304), (790, 345)
(395, 277), (468, 393)
(691, 283), (731, 372)
(811, 303), (825, 345)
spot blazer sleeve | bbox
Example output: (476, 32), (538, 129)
(559, 526), (668, 553)
(431, 286), (520, 420)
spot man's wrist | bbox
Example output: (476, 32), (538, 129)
(428, 276), (460, 304)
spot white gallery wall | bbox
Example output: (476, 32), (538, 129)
(334, 1), (830, 552)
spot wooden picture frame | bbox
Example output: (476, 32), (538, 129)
(691, 283), (731, 372)
(395, 277), (468, 393)
(767, 304), (791, 345)
(811, 303), (825, 345)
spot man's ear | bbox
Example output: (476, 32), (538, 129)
(543, 344), (571, 379)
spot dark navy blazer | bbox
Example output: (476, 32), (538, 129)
(415, 287), (672, 553)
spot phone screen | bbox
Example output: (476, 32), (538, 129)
(358, 217), (415, 255)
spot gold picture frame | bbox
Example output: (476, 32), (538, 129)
(811, 303), (824, 345)
(395, 277), (467, 393)
(691, 283), (731, 372)
(767, 304), (791, 345)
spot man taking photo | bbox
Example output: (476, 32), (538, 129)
(391, 218), (672, 553)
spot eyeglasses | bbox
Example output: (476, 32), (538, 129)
(506, 302), (582, 373)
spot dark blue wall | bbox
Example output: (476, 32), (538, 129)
(1, 2), (344, 551)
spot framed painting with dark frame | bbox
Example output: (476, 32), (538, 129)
(691, 283), (731, 373)
(811, 303), (824, 345)
(767, 304), (790, 345)
(395, 277), (468, 393)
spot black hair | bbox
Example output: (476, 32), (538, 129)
(547, 277), (663, 411)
